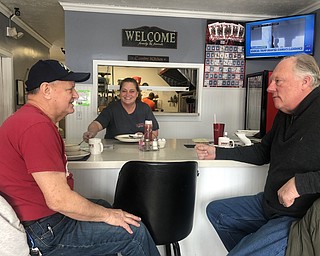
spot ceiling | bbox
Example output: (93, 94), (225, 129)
(1, 0), (320, 58)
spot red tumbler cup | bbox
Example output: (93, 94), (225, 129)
(213, 123), (225, 145)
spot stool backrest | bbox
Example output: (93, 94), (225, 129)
(113, 160), (198, 245)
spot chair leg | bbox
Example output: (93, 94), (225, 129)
(172, 242), (181, 256)
(165, 244), (172, 256)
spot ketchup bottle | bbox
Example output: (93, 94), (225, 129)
(144, 120), (153, 142)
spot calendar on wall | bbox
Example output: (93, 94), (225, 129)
(204, 21), (245, 88)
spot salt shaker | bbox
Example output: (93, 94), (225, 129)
(152, 139), (158, 151)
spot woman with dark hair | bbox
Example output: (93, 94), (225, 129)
(83, 77), (159, 140)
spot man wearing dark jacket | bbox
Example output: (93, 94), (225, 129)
(195, 54), (320, 256)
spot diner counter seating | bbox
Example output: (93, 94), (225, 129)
(68, 139), (269, 256)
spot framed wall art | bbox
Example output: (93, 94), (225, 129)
(16, 79), (26, 105)
(204, 20), (245, 88)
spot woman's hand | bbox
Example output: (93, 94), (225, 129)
(83, 121), (102, 142)
(194, 143), (216, 160)
(83, 131), (95, 142)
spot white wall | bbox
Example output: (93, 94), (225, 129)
(157, 87), (245, 139)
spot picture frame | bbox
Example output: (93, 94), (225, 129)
(244, 70), (277, 138)
(16, 79), (25, 105)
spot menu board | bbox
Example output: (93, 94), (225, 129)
(204, 21), (245, 88)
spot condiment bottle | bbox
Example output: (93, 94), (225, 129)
(145, 139), (150, 151)
(138, 136), (145, 151)
(144, 120), (153, 141)
(152, 139), (158, 151)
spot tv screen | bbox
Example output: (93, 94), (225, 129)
(245, 13), (316, 59)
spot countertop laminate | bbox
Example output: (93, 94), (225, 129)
(67, 138), (260, 169)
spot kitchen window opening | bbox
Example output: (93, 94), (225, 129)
(93, 60), (204, 118)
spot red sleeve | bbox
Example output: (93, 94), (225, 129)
(20, 122), (66, 174)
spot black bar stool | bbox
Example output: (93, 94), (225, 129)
(113, 161), (198, 256)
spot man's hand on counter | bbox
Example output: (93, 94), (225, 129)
(195, 144), (216, 160)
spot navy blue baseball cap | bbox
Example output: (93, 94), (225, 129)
(25, 60), (90, 91)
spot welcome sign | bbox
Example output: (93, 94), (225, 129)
(122, 26), (177, 49)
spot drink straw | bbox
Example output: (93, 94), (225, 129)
(214, 114), (217, 124)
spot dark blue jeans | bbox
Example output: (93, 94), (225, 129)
(24, 199), (160, 256)
(206, 193), (298, 256)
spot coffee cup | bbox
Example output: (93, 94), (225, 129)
(218, 137), (235, 148)
(89, 138), (104, 155)
(158, 138), (166, 149)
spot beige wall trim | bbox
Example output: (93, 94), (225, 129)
(60, 2), (275, 21)
(60, 2), (320, 20)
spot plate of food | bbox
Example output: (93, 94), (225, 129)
(115, 134), (143, 143)
(66, 150), (90, 160)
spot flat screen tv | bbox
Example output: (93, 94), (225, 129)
(245, 13), (316, 59)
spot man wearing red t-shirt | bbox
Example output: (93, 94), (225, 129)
(0, 60), (159, 256)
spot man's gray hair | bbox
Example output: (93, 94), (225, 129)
(286, 54), (320, 88)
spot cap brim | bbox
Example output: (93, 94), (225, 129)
(61, 72), (90, 83)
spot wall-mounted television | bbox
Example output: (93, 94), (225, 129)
(245, 13), (316, 59)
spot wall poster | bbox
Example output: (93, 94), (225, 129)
(204, 21), (245, 88)
(16, 79), (26, 105)
(74, 89), (90, 106)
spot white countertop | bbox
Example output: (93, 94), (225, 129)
(67, 138), (260, 169)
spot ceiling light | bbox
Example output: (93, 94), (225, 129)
(6, 26), (24, 39)
(6, 8), (24, 40)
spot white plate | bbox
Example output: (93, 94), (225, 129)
(192, 138), (209, 143)
(236, 130), (259, 137)
(66, 150), (90, 160)
(115, 134), (142, 142)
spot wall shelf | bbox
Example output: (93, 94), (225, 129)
(108, 85), (190, 92)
